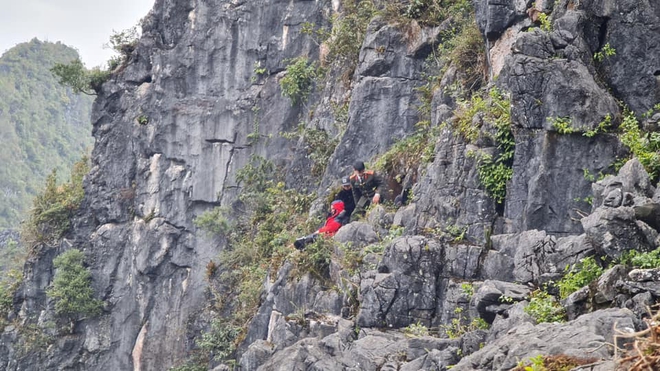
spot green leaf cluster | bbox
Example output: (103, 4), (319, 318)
(557, 257), (603, 299)
(46, 249), (102, 317)
(280, 57), (319, 104)
(458, 88), (514, 205)
(549, 117), (574, 134)
(442, 309), (489, 339)
(594, 43), (616, 62)
(197, 319), (240, 361)
(524, 289), (566, 323)
(23, 157), (89, 245)
(619, 248), (660, 269)
(619, 108), (660, 181)
(403, 321), (430, 337)
(0, 40), (93, 228)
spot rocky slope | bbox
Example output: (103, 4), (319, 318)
(2, 0), (660, 370)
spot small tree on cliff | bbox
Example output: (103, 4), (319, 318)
(47, 249), (102, 318)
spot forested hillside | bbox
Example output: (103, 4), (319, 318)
(0, 39), (93, 228)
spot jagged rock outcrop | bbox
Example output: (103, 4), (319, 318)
(452, 308), (636, 371)
(4, 0), (660, 370)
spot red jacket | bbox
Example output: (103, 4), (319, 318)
(317, 200), (344, 236)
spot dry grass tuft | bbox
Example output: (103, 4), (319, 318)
(616, 310), (660, 370)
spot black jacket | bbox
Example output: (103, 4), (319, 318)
(350, 170), (385, 202)
(334, 188), (355, 223)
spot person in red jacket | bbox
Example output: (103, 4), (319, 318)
(294, 200), (345, 250)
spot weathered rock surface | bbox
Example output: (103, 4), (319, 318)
(451, 308), (636, 371)
(5, 0), (660, 370)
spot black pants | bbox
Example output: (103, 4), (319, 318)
(294, 233), (318, 250)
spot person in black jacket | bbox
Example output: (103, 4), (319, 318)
(350, 160), (385, 215)
(334, 176), (355, 224)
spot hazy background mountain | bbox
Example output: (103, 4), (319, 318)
(0, 39), (93, 229)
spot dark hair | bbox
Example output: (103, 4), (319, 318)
(353, 161), (365, 172)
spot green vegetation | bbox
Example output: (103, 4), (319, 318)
(458, 88), (514, 205)
(0, 265), (22, 327)
(460, 282), (474, 298)
(194, 156), (320, 356)
(619, 249), (660, 269)
(584, 114), (611, 137)
(46, 249), (103, 317)
(280, 57), (319, 104)
(251, 61), (268, 83)
(550, 115), (611, 137)
(0, 39), (93, 228)
(403, 321), (429, 337)
(557, 257), (603, 299)
(22, 157), (89, 245)
(197, 319), (240, 361)
(394, 0), (472, 27)
(549, 117), (574, 134)
(524, 289), (566, 323)
(374, 120), (439, 184)
(593, 43), (616, 62)
(50, 59), (110, 96)
(618, 108), (660, 181)
(538, 13), (552, 32)
(514, 354), (599, 371)
(280, 124), (340, 176)
(52, 26), (140, 95)
(445, 20), (487, 92)
(311, 0), (377, 70)
(442, 307), (489, 338)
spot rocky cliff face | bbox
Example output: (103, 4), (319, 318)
(3, 0), (660, 370)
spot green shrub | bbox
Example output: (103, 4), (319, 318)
(593, 43), (616, 62)
(280, 124), (339, 176)
(23, 157), (89, 245)
(460, 282), (474, 298)
(292, 237), (333, 279)
(524, 289), (566, 323)
(0, 268), (22, 327)
(458, 88), (514, 205)
(325, 0), (377, 67)
(442, 308), (490, 339)
(549, 117), (574, 134)
(403, 321), (429, 337)
(197, 320), (240, 361)
(538, 13), (552, 32)
(619, 249), (660, 269)
(280, 57), (318, 104)
(394, 0), (472, 27)
(448, 20), (487, 91)
(51, 59), (110, 95)
(619, 108), (660, 181)
(374, 120), (439, 186)
(46, 249), (103, 317)
(194, 207), (232, 236)
(196, 156), (318, 342)
(557, 257), (603, 299)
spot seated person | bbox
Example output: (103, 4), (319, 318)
(294, 200), (345, 250)
(334, 176), (355, 225)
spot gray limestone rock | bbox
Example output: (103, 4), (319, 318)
(411, 127), (498, 245)
(472, 280), (531, 323)
(474, 0), (532, 40)
(503, 131), (624, 235)
(451, 308), (636, 371)
(582, 206), (654, 259)
(334, 222), (380, 249)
